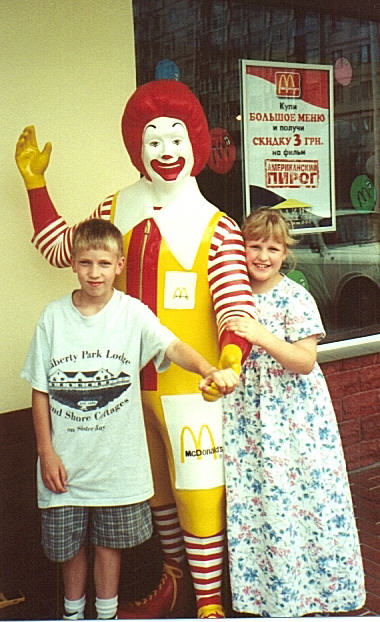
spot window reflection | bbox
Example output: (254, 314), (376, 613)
(133, 1), (379, 343)
(291, 210), (380, 341)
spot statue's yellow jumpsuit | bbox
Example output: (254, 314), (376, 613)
(112, 204), (225, 536)
(107, 180), (254, 617)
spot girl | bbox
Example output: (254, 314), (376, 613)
(223, 208), (366, 617)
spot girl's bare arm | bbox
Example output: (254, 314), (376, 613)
(226, 317), (317, 375)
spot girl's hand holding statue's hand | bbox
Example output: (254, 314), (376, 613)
(15, 125), (51, 190)
(225, 316), (266, 346)
(226, 316), (317, 374)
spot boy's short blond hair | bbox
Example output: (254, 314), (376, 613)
(72, 219), (124, 258)
(242, 207), (295, 250)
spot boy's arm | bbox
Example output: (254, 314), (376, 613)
(165, 340), (239, 398)
(32, 389), (67, 493)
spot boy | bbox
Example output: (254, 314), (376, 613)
(21, 219), (238, 620)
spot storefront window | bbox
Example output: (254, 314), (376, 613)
(132, 0), (379, 345)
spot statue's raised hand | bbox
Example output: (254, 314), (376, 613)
(15, 125), (52, 190)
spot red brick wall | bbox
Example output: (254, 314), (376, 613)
(321, 353), (380, 471)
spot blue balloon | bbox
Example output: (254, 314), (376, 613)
(154, 59), (181, 81)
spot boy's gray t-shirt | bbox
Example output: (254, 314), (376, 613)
(21, 289), (175, 509)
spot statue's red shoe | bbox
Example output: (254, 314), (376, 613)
(117, 561), (187, 619)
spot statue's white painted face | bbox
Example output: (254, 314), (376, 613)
(142, 117), (194, 183)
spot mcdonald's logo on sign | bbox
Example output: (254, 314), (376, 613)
(180, 424), (223, 463)
(173, 287), (189, 300)
(164, 271), (196, 309)
(275, 71), (301, 98)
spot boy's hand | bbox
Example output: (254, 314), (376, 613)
(39, 448), (68, 494)
(199, 367), (239, 401)
(15, 125), (51, 190)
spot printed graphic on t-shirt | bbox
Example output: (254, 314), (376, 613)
(44, 346), (134, 440)
(49, 368), (131, 411)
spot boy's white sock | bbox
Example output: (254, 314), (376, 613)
(63, 594), (86, 620)
(95, 595), (118, 619)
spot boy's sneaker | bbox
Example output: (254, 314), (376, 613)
(63, 612), (84, 620)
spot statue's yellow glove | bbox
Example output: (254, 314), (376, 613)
(15, 125), (51, 190)
(218, 343), (242, 376)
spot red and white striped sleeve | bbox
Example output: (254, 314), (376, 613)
(208, 214), (255, 354)
(28, 188), (113, 268)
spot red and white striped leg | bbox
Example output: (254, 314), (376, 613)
(151, 504), (186, 564)
(183, 530), (225, 618)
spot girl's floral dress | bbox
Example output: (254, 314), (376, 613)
(223, 276), (365, 617)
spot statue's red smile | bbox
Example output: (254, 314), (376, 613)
(151, 157), (185, 181)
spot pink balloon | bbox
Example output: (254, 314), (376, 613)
(334, 57), (352, 86)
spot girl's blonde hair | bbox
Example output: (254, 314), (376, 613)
(72, 219), (124, 258)
(242, 207), (296, 265)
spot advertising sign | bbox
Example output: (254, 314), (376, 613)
(240, 60), (335, 233)
(161, 393), (224, 490)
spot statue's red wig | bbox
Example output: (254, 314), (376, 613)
(121, 80), (210, 177)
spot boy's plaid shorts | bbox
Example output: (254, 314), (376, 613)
(41, 502), (153, 562)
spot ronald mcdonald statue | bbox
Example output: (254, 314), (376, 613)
(16, 80), (255, 619)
